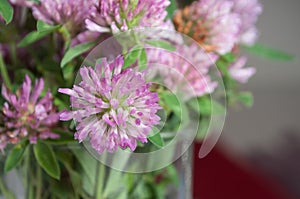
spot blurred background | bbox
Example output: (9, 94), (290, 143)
(195, 0), (300, 198)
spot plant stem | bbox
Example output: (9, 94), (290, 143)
(35, 165), (42, 199)
(96, 162), (106, 199)
(0, 53), (12, 89)
(27, 171), (34, 199)
(0, 177), (16, 199)
(9, 43), (18, 66)
(25, 147), (34, 199)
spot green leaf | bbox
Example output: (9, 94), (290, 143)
(216, 59), (230, 76)
(148, 133), (164, 148)
(146, 40), (176, 52)
(138, 48), (147, 71)
(0, 0), (14, 24)
(56, 151), (83, 197)
(4, 140), (28, 172)
(18, 31), (51, 47)
(54, 97), (69, 111)
(60, 40), (97, 68)
(166, 0), (178, 19)
(49, 179), (74, 199)
(197, 96), (225, 116)
(33, 141), (61, 180)
(197, 116), (210, 140)
(244, 44), (295, 61)
(36, 20), (61, 32)
(123, 47), (142, 69)
(160, 92), (180, 116)
(166, 164), (179, 186)
(18, 21), (61, 47)
(221, 52), (236, 63)
(238, 92), (253, 107)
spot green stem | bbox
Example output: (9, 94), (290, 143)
(0, 53), (12, 89)
(25, 147), (34, 199)
(35, 165), (42, 199)
(9, 43), (18, 66)
(27, 171), (34, 199)
(96, 162), (106, 199)
(0, 177), (15, 199)
(59, 25), (71, 51)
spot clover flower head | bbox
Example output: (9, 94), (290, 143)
(232, 0), (263, 45)
(173, 0), (241, 55)
(58, 56), (161, 154)
(32, 0), (95, 35)
(229, 56), (256, 83)
(0, 75), (60, 152)
(146, 44), (218, 100)
(86, 0), (170, 34)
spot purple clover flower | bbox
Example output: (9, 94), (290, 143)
(229, 56), (256, 83)
(232, 0), (263, 45)
(32, 0), (95, 35)
(173, 0), (241, 55)
(58, 56), (161, 154)
(86, 0), (170, 34)
(0, 75), (60, 152)
(146, 44), (218, 101)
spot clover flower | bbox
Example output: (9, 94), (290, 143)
(229, 56), (256, 83)
(32, 0), (94, 35)
(0, 75), (60, 152)
(173, 0), (241, 55)
(232, 0), (263, 45)
(86, 0), (170, 34)
(146, 44), (218, 100)
(58, 56), (161, 154)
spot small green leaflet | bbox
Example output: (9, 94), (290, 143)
(189, 96), (225, 116)
(4, 140), (28, 172)
(36, 20), (61, 32)
(244, 44), (295, 61)
(138, 48), (147, 70)
(61, 40), (98, 68)
(221, 52), (236, 63)
(123, 46), (148, 71)
(148, 133), (164, 148)
(34, 141), (61, 180)
(0, 0), (14, 24)
(123, 46), (142, 69)
(146, 40), (176, 52)
(18, 31), (50, 47)
(238, 92), (253, 107)
(166, 0), (178, 19)
(18, 21), (61, 47)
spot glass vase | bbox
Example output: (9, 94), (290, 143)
(0, 141), (194, 199)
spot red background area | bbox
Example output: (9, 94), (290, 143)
(193, 142), (295, 199)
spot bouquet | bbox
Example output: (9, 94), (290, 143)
(0, 0), (293, 198)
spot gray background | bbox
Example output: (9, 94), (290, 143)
(222, 0), (300, 155)
(220, 0), (300, 196)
